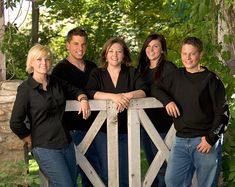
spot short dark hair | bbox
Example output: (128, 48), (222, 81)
(66, 27), (87, 42)
(181, 37), (203, 52)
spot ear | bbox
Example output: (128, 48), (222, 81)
(199, 51), (203, 59)
(66, 42), (69, 50)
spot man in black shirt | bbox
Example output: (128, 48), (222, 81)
(151, 37), (229, 187)
(52, 27), (99, 187)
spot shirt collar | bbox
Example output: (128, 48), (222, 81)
(27, 74), (51, 90)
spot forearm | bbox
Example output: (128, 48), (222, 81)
(126, 89), (146, 99)
(93, 91), (116, 100)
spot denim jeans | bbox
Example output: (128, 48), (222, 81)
(141, 127), (167, 187)
(165, 136), (221, 187)
(94, 132), (128, 187)
(70, 130), (101, 187)
(32, 142), (77, 187)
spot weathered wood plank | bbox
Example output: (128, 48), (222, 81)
(128, 108), (141, 187)
(77, 111), (106, 154)
(76, 147), (105, 187)
(138, 109), (170, 160)
(106, 101), (119, 187)
(65, 100), (107, 111)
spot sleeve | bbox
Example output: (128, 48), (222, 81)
(10, 83), (31, 139)
(85, 69), (101, 99)
(206, 75), (229, 146)
(54, 76), (84, 99)
(132, 68), (148, 94)
(150, 71), (175, 106)
(162, 61), (178, 78)
(51, 62), (67, 81)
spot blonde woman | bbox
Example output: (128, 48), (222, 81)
(10, 44), (90, 187)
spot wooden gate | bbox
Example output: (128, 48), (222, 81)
(66, 97), (176, 187)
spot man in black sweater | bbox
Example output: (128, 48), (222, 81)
(151, 37), (229, 187)
(52, 27), (99, 187)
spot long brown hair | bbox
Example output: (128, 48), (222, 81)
(137, 33), (167, 80)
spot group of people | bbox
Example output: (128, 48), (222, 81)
(10, 26), (229, 187)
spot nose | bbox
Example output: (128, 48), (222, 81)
(112, 51), (118, 56)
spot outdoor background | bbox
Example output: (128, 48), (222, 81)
(0, 0), (235, 186)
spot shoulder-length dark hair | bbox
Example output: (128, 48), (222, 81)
(137, 33), (167, 80)
(100, 37), (132, 68)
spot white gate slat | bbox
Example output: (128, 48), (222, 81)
(139, 109), (170, 160)
(65, 100), (106, 111)
(106, 101), (119, 187)
(164, 124), (176, 150)
(76, 148), (105, 187)
(143, 150), (165, 187)
(128, 108), (141, 187)
(77, 111), (107, 154)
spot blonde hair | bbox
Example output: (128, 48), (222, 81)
(26, 44), (53, 74)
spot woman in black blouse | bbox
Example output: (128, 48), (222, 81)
(137, 33), (177, 187)
(10, 44), (90, 187)
(86, 37), (147, 187)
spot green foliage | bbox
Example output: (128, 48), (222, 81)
(1, 23), (31, 80)
(0, 160), (28, 186)
(2, 1), (235, 185)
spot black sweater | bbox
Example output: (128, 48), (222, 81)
(52, 59), (98, 131)
(151, 67), (229, 145)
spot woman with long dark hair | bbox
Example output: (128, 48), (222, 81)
(137, 33), (177, 187)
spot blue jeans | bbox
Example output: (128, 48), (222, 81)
(165, 137), (222, 187)
(141, 127), (167, 187)
(32, 142), (77, 187)
(94, 132), (128, 187)
(70, 130), (101, 187)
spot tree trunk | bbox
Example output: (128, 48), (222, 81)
(218, 0), (235, 75)
(31, 0), (39, 45)
(0, 0), (6, 81)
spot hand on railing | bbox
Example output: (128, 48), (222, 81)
(78, 99), (91, 120)
(110, 93), (130, 113)
(165, 101), (180, 118)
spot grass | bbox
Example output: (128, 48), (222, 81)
(0, 150), (148, 186)
(28, 149), (148, 186)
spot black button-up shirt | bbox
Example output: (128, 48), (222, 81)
(10, 75), (84, 149)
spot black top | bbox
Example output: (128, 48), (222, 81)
(142, 62), (177, 133)
(10, 75), (84, 149)
(86, 65), (148, 133)
(151, 67), (229, 145)
(52, 59), (98, 131)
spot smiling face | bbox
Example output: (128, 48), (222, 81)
(66, 35), (87, 62)
(181, 44), (203, 73)
(145, 39), (163, 63)
(32, 55), (52, 75)
(106, 43), (124, 68)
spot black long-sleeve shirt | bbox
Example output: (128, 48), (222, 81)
(151, 67), (229, 145)
(52, 59), (98, 131)
(10, 75), (84, 149)
(142, 62), (176, 133)
(86, 65), (148, 133)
